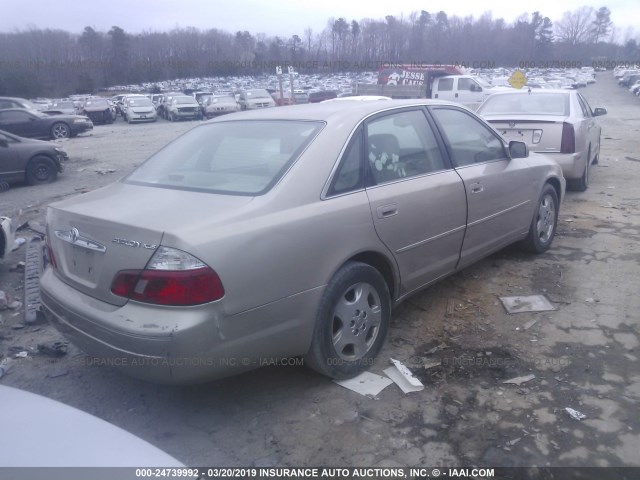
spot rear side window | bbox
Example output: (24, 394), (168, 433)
(126, 120), (324, 195)
(328, 128), (364, 196)
(437, 78), (454, 91)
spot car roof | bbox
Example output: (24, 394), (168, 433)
(485, 88), (573, 96)
(208, 99), (461, 124)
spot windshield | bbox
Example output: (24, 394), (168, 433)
(246, 90), (270, 99)
(53, 101), (75, 108)
(125, 120), (324, 195)
(478, 93), (569, 116)
(475, 77), (492, 88)
(128, 98), (152, 106)
(175, 97), (197, 104)
(84, 100), (109, 108)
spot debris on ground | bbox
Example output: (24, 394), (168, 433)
(522, 319), (538, 331)
(565, 407), (587, 420)
(10, 261), (25, 272)
(503, 374), (536, 386)
(37, 342), (68, 357)
(333, 371), (393, 397)
(95, 168), (116, 175)
(0, 291), (7, 310)
(8, 301), (22, 310)
(384, 358), (424, 394)
(500, 295), (556, 314)
(422, 359), (442, 370)
(12, 237), (26, 251)
(14, 351), (29, 358)
(625, 156), (640, 162)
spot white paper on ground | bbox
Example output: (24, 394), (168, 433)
(384, 358), (424, 394)
(333, 371), (393, 397)
(500, 295), (556, 314)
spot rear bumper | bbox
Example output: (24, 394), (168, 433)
(170, 109), (201, 119)
(127, 111), (157, 122)
(39, 267), (321, 384)
(539, 152), (585, 179)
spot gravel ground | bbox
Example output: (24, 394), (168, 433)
(1, 73), (639, 469)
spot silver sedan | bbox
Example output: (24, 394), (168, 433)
(477, 89), (606, 191)
(40, 100), (565, 384)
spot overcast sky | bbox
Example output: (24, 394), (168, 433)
(2, 0), (638, 40)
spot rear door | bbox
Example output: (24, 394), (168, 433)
(576, 93), (601, 160)
(0, 132), (23, 181)
(430, 106), (537, 268)
(361, 108), (467, 294)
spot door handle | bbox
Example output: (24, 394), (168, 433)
(471, 183), (483, 194)
(377, 204), (398, 218)
(455, 93), (459, 98)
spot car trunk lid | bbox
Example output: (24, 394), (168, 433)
(484, 115), (567, 153)
(47, 182), (253, 306)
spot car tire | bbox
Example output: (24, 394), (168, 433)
(521, 183), (559, 254)
(305, 261), (391, 379)
(26, 156), (57, 185)
(50, 122), (70, 139)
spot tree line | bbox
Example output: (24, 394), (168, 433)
(0, 6), (638, 97)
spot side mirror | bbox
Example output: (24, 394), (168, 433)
(593, 107), (607, 117)
(509, 141), (529, 159)
(470, 84), (482, 92)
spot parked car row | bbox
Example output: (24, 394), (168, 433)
(614, 68), (640, 97)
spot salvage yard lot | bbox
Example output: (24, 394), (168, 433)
(1, 73), (639, 467)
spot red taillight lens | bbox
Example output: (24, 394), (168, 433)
(560, 122), (575, 154)
(111, 267), (224, 306)
(45, 235), (57, 269)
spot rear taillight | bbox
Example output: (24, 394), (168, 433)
(111, 247), (224, 306)
(560, 122), (575, 153)
(45, 235), (57, 270)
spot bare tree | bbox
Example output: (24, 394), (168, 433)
(555, 7), (594, 45)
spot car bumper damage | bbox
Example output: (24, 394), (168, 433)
(40, 267), (321, 384)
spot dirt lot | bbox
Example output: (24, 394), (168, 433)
(1, 73), (639, 468)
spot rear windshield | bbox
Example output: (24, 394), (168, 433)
(479, 93), (569, 116)
(125, 120), (324, 195)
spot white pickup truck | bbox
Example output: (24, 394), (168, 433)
(356, 65), (509, 106)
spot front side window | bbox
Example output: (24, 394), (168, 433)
(432, 107), (507, 167)
(126, 120), (324, 195)
(458, 78), (474, 91)
(366, 109), (446, 185)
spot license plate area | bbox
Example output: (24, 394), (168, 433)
(67, 245), (98, 285)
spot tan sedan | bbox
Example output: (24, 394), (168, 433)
(40, 100), (565, 384)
